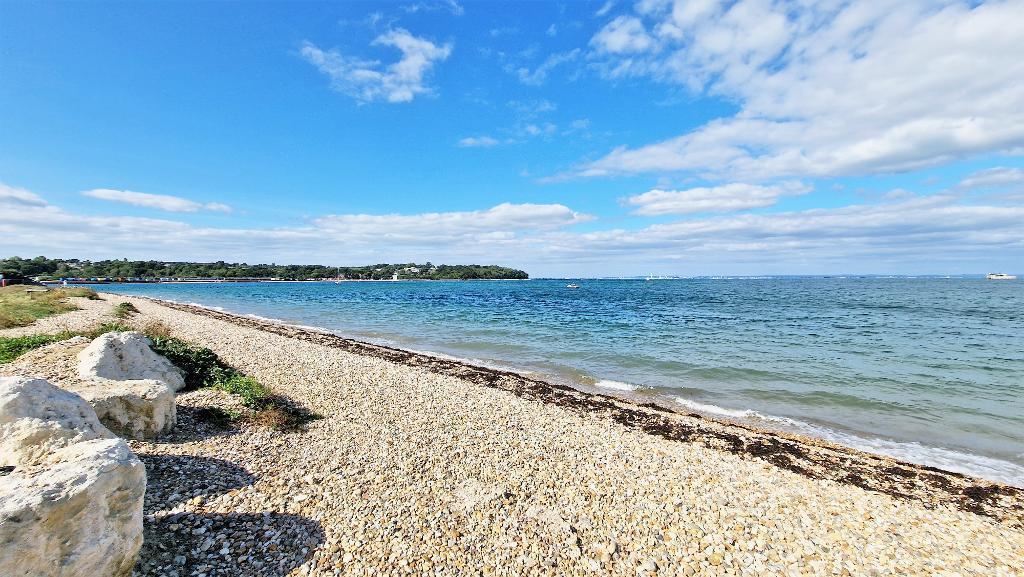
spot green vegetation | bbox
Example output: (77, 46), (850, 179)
(1, 255), (529, 281)
(0, 285), (100, 329)
(0, 308), (320, 430)
(144, 333), (320, 430)
(0, 332), (76, 363)
(213, 375), (270, 409)
(112, 302), (139, 319)
(147, 335), (236, 390)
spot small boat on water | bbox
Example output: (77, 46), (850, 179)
(986, 273), (1017, 280)
(566, 283), (580, 289)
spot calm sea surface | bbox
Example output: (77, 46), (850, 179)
(95, 278), (1024, 485)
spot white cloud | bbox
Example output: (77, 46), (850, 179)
(3, 183), (1022, 275)
(403, 0), (463, 16)
(575, 1), (1024, 181)
(457, 136), (500, 148)
(546, 24), (558, 37)
(958, 167), (1024, 189)
(590, 16), (655, 54)
(595, 0), (616, 18)
(82, 189), (232, 213)
(313, 203), (594, 243)
(553, 194), (1024, 273)
(515, 49), (580, 85)
(0, 183), (48, 207)
(626, 182), (810, 215)
(301, 29), (452, 104)
(524, 123), (557, 137)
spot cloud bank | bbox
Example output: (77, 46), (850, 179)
(3, 183), (1021, 276)
(575, 0), (1024, 181)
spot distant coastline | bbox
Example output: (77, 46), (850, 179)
(1, 256), (529, 283)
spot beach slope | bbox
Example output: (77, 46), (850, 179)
(3, 293), (1022, 576)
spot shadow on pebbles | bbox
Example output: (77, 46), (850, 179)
(135, 454), (324, 577)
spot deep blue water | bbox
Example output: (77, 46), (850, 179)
(94, 278), (1024, 485)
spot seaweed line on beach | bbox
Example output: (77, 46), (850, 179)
(139, 296), (1023, 527)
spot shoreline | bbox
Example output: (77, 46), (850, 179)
(101, 292), (1024, 488)
(115, 293), (1023, 526)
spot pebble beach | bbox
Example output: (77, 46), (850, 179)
(3, 293), (1023, 577)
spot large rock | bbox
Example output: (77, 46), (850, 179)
(0, 376), (145, 577)
(77, 331), (185, 392)
(70, 379), (176, 440)
(0, 375), (113, 467)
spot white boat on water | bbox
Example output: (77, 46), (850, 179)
(566, 283), (580, 289)
(986, 273), (1017, 280)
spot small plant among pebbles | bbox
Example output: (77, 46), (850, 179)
(213, 375), (269, 408)
(112, 302), (139, 319)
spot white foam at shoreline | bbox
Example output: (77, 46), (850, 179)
(671, 395), (1024, 487)
(594, 379), (640, 392)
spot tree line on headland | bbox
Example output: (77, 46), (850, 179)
(0, 256), (529, 281)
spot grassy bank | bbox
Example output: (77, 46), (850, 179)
(0, 285), (99, 329)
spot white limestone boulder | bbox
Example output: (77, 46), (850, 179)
(77, 331), (185, 392)
(70, 378), (176, 440)
(0, 376), (145, 577)
(0, 375), (113, 467)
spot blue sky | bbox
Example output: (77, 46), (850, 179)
(1, 0), (1022, 276)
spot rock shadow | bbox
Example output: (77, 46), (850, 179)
(155, 405), (244, 444)
(141, 454), (257, 511)
(135, 512), (324, 577)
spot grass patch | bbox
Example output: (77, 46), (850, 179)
(0, 285), (99, 329)
(82, 322), (136, 339)
(213, 374), (269, 408)
(0, 332), (76, 363)
(112, 302), (139, 319)
(0, 321), (133, 364)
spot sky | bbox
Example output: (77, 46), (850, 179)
(1, 0), (1022, 277)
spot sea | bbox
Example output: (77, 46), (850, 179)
(93, 277), (1024, 486)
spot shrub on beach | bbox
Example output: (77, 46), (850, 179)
(146, 335), (237, 391)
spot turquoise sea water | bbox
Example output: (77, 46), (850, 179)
(94, 278), (1024, 485)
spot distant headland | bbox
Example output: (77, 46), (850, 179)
(0, 256), (529, 283)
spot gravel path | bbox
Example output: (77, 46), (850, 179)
(6, 293), (1023, 576)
